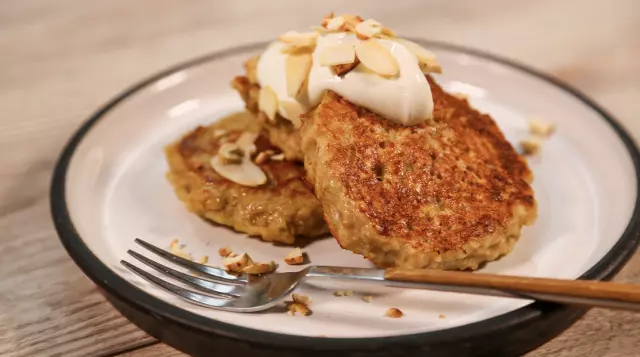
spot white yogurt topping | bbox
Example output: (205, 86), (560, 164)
(256, 33), (433, 126)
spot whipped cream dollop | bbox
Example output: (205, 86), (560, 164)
(256, 32), (435, 126)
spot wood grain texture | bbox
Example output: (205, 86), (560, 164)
(0, 0), (638, 356)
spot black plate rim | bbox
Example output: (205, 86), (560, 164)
(50, 40), (640, 351)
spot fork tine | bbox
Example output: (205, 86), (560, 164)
(121, 260), (238, 309)
(127, 250), (242, 299)
(134, 238), (246, 283)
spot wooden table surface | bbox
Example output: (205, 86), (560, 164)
(1, 1), (639, 356)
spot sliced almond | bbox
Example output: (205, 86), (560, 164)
(529, 118), (556, 137)
(286, 53), (312, 98)
(258, 86), (279, 121)
(211, 155), (267, 187)
(355, 39), (399, 76)
(340, 14), (364, 31)
(331, 57), (360, 76)
(395, 38), (442, 74)
(278, 31), (318, 54)
(279, 100), (305, 128)
(218, 143), (243, 164)
(236, 132), (260, 151)
(222, 253), (254, 273)
(254, 150), (274, 165)
(362, 295), (373, 303)
(381, 26), (396, 37)
(242, 261), (277, 275)
(325, 16), (346, 31)
(199, 256), (209, 265)
(355, 19), (382, 40)
(320, 12), (335, 27)
(320, 44), (356, 66)
(284, 248), (304, 265)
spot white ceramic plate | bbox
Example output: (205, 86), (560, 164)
(52, 42), (640, 356)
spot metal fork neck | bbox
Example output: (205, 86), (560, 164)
(306, 266), (385, 281)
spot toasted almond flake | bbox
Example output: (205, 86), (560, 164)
(362, 295), (373, 303)
(213, 129), (228, 138)
(279, 100), (304, 128)
(199, 256), (209, 265)
(235, 131), (260, 150)
(271, 153), (285, 161)
(355, 39), (399, 76)
(254, 150), (275, 165)
(326, 16), (345, 31)
(438, 314), (446, 319)
(331, 58), (360, 76)
(218, 143), (244, 164)
(292, 293), (312, 306)
(218, 247), (233, 257)
(211, 155), (267, 187)
(419, 59), (443, 74)
(258, 86), (278, 121)
(529, 118), (556, 137)
(320, 44), (356, 67)
(278, 31), (318, 54)
(320, 12), (335, 27)
(284, 247), (304, 265)
(286, 53), (312, 98)
(385, 307), (403, 318)
(520, 137), (541, 156)
(355, 19), (383, 40)
(381, 26), (396, 37)
(242, 261), (277, 275)
(287, 302), (311, 316)
(340, 14), (364, 31)
(222, 253), (254, 273)
(395, 38), (442, 74)
(169, 239), (192, 260)
(333, 290), (346, 297)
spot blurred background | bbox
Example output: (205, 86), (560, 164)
(1, 1), (638, 356)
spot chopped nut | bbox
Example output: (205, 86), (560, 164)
(362, 295), (373, 303)
(222, 253), (254, 273)
(320, 44), (356, 67)
(292, 293), (312, 306)
(345, 290), (354, 296)
(199, 256), (209, 265)
(242, 261), (277, 275)
(218, 143), (244, 164)
(354, 39), (399, 77)
(254, 150), (275, 165)
(325, 16), (346, 31)
(218, 247), (233, 257)
(520, 137), (541, 156)
(287, 302), (311, 316)
(213, 129), (228, 138)
(258, 86), (279, 121)
(333, 291), (346, 297)
(529, 118), (556, 137)
(385, 307), (403, 318)
(284, 247), (304, 265)
(340, 14), (364, 31)
(320, 12), (335, 27)
(438, 314), (446, 319)
(331, 58), (360, 76)
(285, 53), (312, 98)
(169, 239), (192, 260)
(271, 153), (285, 161)
(355, 19), (383, 40)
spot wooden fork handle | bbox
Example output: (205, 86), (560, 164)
(384, 268), (640, 311)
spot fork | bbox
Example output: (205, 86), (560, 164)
(121, 238), (640, 312)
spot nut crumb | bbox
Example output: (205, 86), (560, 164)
(345, 290), (354, 296)
(199, 256), (208, 265)
(362, 295), (373, 303)
(529, 118), (556, 137)
(287, 302), (311, 316)
(333, 290), (354, 297)
(222, 253), (254, 273)
(292, 293), (312, 306)
(169, 239), (192, 260)
(520, 137), (541, 156)
(438, 314), (446, 319)
(284, 247), (304, 265)
(385, 307), (403, 318)
(242, 261), (277, 275)
(218, 247), (233, 257)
